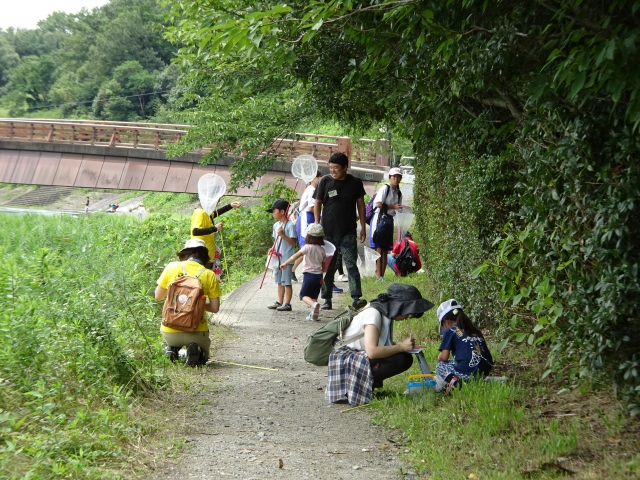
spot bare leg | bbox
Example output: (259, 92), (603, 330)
(379, 249), (389, 277)
(277, 284), (285, 304)
(284, 285), (293, 305)
(302, 295), (316, 307)
(375, 247), (384, 279)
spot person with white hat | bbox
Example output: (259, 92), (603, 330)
(369, 167), (403, 282)
(280, 223), (327, 321)
(435, 299), (494, 394)
(155, 239), (221, 366)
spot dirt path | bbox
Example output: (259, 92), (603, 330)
(150, 274), (406, 479)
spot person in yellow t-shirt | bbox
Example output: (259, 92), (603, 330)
(190, 201), (242, 266)
(155, 238), (222, 365)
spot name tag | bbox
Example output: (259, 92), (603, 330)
(328, 190), (338, 197)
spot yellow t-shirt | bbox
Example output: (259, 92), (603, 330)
(157, 260), (221, 333)
(190, 208), (216, 261)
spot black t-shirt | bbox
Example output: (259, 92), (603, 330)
(313, 174), (366, 238)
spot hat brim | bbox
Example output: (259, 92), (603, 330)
(402, 298), (434, 317)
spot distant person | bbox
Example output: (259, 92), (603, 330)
(293, 170), (323, 281)
(106, 203), (119, 213)
(280, 223), (326, 321)
(266, 199), (297, 311)
(190, 201), (241, 268)
(155, 239), (221, 366)
(369, 168), (403, 281)
(137, 203), (145, 220)
(313, 152), (367, 311)
(387, 231), (421, 276)
(325, 284), (434, 405)
(85, 197), (90, 215)
(436, 299), (494, 394)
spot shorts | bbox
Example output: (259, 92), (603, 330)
(299, 272), (323, 300)
(275, 263), (293, 286)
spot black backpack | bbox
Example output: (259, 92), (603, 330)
(395, 239), (418, 275)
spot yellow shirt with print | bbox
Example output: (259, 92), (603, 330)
(190, 208), (216, 262)
(157, 260), (221, 333)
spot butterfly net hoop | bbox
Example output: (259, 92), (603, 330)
(198, 174), (227, 215)
(395, 211), (415, 242)
(291, 154), (318, 183)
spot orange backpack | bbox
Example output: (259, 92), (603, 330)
(162, 263), (207, 331)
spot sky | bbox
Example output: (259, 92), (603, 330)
(1, 1), (110, 31)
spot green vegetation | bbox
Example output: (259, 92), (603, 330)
(0, 0), (176, 121)
(166, 0), (640, 415)
(350, 273), (640, 479)
(0, 197), (276, 476)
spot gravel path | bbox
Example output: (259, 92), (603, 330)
(151, 274), (406, 479)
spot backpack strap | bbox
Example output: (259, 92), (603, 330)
(194, 267), (207, 278)
(181, 262), (188, 276)
(334, 332), (365, 348)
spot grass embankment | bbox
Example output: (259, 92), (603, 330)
(337, 274), (639, 479)
(0, 203), (272, 478)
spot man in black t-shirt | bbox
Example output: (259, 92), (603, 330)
(313, 152), (368, 310)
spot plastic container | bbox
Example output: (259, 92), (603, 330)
(322, 240), (336, 272)
(404, 374), (436, 395)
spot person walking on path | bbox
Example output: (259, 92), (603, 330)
(154, 239), (221, 366)
(313, 152), (367, 311)
(190, 201), (241, 268)
(369, 167), (403, 281)
(293, 170), (323, 279)
(266, 199), (297, 312)
(280, 223), (327, 321)
(137, 203), (145, 220)
(84, 197), (90, 215)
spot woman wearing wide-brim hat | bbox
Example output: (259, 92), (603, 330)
(325, 284), (434, 405)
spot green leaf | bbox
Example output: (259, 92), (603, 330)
(569, 71), (586, 99)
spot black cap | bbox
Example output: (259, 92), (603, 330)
(267, 199), (289, 213)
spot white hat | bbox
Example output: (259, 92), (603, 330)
(180, 238), (206, 251)
(388, 167), (403, 177)
(437, 299), (463, 334)
(307, 223), (325, 237)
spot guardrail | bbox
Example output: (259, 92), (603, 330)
(0, 119), (388, 166)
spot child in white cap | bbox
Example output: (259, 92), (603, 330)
(436, 299), (493, 394)
(280, 223), (327, 321)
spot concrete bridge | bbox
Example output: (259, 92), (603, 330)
(0, 119), (387, 197)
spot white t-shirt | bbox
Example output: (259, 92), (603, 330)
(374, 184), (401, 217)
(341, 307), (389, 351)
(299, 185), (316, 237)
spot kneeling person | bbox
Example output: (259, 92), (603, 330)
(155, 239), (221, 366)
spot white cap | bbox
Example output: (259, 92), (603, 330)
(180, 238), (206, 251)
(306, 223), (325, 237)
(388, 167), (403, 177)
(437, 299), (463, 334)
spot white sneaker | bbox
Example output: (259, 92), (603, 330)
(336, 274), (348, 282)
(311, 302), (321, 321)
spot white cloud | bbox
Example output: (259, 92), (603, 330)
(1, 1), (110, 31)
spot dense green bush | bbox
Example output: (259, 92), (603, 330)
(0, 202), (275, 476)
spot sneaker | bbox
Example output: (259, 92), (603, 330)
(375, 277), (387, 283)
(332, 285), (344, 293)
(305, 313), (314, 321)
(352, 298), (367, 310)
(445, 375), (461, 395)
(292, 273), (298, 282)
(185, 342), (201, 367)
(434, 375), (447, 393)
(267, 301), (282, 309)
(320, 299), (333, 310)
(164, 345), (179, 363)
(276, 303), (292, 311)
(311, 302), (321, 321)
(336, 274), (348, 282)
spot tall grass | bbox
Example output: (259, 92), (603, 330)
(0, 205), (273, 477)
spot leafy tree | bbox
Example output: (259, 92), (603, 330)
(166, 0), (640, 413)
(0, 34), (20, 89)
(1, 55), (56, 114)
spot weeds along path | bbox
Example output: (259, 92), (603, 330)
(151, 274), (405, 479)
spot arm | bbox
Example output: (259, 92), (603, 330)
(437, 349), (451, 362)
(356, 197), (366, 243)
(281, 250), (303, 268)
(277, 224), (297, 246)
(363, 324), (415, 359)
(192, 224), (222, 236)
(205, 297), (220, 313)
(155, 285), (167, 301)
(211, 202), (240, 219)
(314, 198), (322, 224)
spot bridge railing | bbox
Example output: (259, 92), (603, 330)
(0, 119), (388, 166)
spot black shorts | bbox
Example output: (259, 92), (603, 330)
(299, 272), (323, 300)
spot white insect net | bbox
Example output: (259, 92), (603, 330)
(291, 154), (319, 184)
(198, 174), (227, 215)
